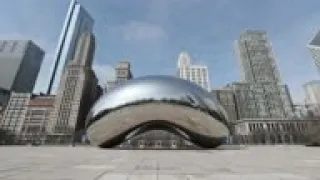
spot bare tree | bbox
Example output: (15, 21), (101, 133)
(0, 128), (15, 145)
(305, 120), (320, 146)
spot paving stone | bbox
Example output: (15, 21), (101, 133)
(0, 146), (319, 179)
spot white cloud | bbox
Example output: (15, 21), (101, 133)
(115, 21), (167, 42)
(93, 63), (115, 86)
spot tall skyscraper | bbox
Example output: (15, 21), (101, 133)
(47, 0), (94, 94)
(303, 80), (320, 117)
(48, 33), (98, 143)
(234, 30), (293, 119)
(177, 52), (210, 91)
(307, 30), (320, 73)
(304, 80), (320, 105)
(235, 30), (281, 83)
(0, 40), (44, 106)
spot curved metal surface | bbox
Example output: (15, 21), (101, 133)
(87, 75), (228, 125)
(86, 75), (230, 148)
(123, 120), (191, 142)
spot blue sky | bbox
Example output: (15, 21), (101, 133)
(0, 0), (319, 103)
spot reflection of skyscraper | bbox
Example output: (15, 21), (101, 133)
(307, 31), (320, 73)
(177, 52), (210, 91)
(47, 0), (94, 95)
(103, 61), (133, 93)
(115, 61), (133, 84)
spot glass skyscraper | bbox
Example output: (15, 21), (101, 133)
(0, 40), (44, 106)
(307, 30), (320, 74)
(47, 0), (94, 94)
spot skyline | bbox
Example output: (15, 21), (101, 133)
(0, 0), (319, 103)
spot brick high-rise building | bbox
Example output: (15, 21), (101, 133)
(20, 95), (55, 144)
(0, 93), (55, 144)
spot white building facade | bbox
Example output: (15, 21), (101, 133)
(177, 52), (210, 91)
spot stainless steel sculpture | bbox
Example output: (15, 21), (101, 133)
(86, 75), (230, 148)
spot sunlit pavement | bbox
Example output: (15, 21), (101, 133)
(0, 145), (319, 180)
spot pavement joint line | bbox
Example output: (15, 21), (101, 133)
(0, 166), (31, 179)
(93, 155), (141, 179)
(0, 146), (320, 179)
(92, 168), (113, 180)
(156, 161), (159, 180)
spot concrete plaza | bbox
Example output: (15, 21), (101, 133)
(0, 146), (319, 179)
